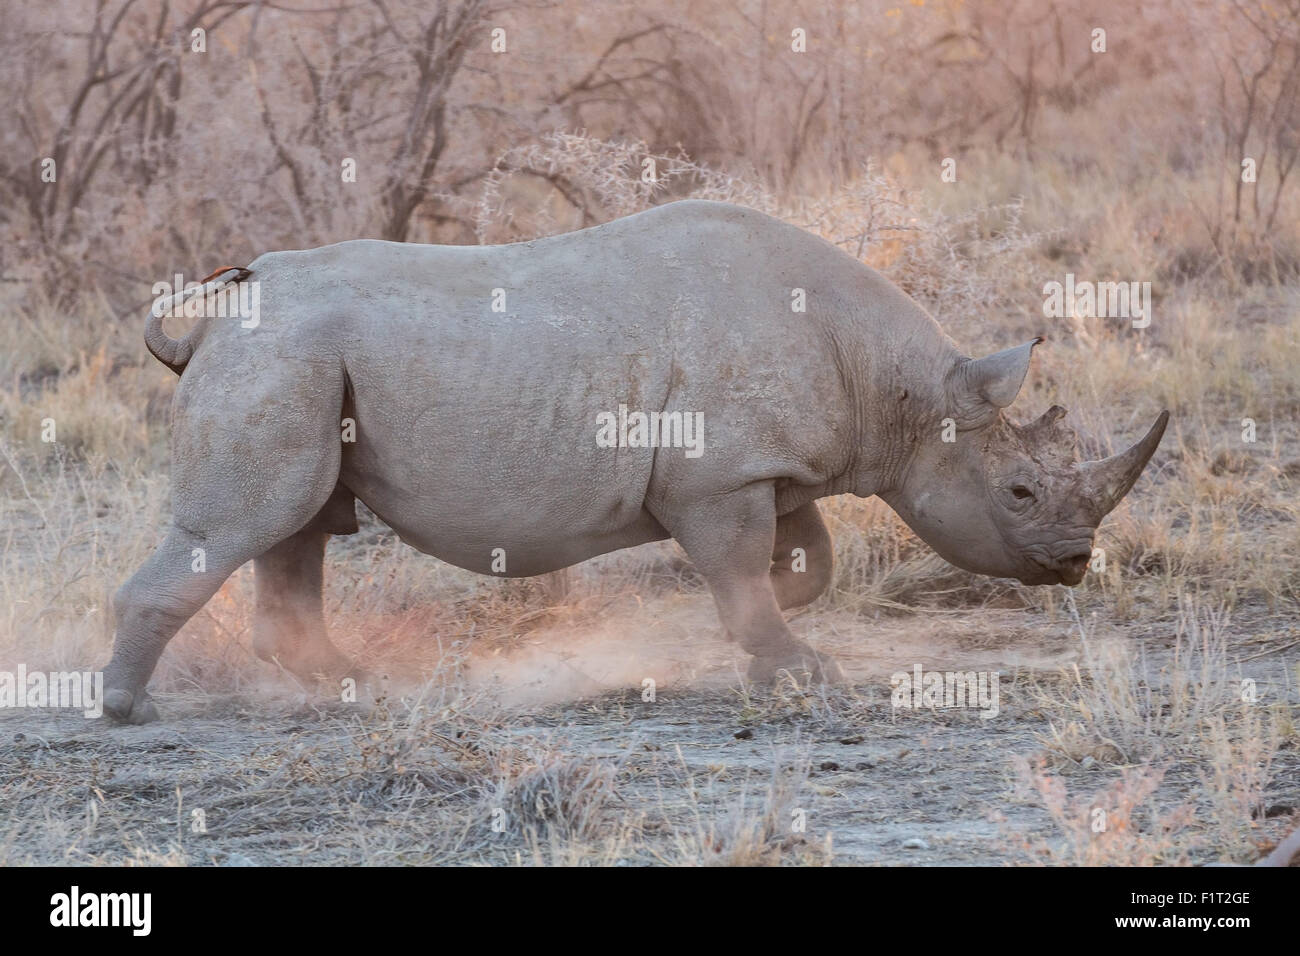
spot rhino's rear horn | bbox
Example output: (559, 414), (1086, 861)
(1035, 404), (1067, 427)
(1027, 404), (1068, 435)
(1078, 411), (1170, 515)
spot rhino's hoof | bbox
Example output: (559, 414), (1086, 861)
(748, 648), (845, 686)
(274, 650), (369, 693)
(103, 688), (161, 724)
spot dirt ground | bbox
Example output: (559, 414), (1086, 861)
(3, 591), (1296, 866)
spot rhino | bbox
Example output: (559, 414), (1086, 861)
(103, 199), (1168, 722)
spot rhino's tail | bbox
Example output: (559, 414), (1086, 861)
(145, 265), (253, 375)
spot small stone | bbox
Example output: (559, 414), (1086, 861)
(819, 761), (840, 771)
(902, 838), (930, 850)
(733, 728), (754, 740)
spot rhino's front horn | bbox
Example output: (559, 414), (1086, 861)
(1078, 411), (1170, 515)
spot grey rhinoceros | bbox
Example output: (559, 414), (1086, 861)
(104, 199), (1168, 722)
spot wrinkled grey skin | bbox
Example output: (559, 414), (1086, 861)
(105, 200), (1168, 722)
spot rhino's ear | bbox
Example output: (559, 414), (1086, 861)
(950, 337), (1042, 425)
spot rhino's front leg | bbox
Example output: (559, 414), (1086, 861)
(665, 483), (844, 684)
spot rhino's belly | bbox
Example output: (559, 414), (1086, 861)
(413, 509), (667, 575)
(345, 473), (671, 575)
(337, 416), (669, 576)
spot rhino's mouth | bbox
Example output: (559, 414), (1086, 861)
(1020, 564), (1067, 586)
(1055, 559), (1090, 586)
(1025, 542), (1093, 586)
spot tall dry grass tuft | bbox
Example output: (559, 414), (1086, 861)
(1034, 594), (1242, 765)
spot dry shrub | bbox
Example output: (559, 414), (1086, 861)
(666, 746), (830, 866)
(798, 170), (1044, 317)
(472, 131), (777, 244)
(346, 687), (491, 804)
(487, 743), (622, 845)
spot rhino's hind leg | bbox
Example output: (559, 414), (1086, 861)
(105, 364), (348, 723)
(252, 524), (363, 685)
(770, 501), (833, 610)
(106, 517), (340, 723)
(665, 483), (844, 685)
(105, 522), (314, 723)
(104, 527), (238, 723)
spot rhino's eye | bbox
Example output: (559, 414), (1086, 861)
(1010, 484), (1035, 500)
